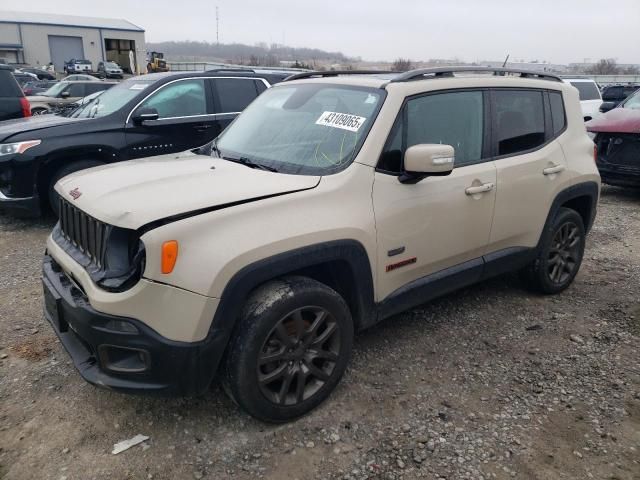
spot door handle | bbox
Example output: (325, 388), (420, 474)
(194, 124), (213, 131)
(465, 183), (495, 195)
(543, 165), (565, 175)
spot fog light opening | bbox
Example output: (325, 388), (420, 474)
(98, 345), (150, 373)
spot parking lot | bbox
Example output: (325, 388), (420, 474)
(0, 185), (638, 479)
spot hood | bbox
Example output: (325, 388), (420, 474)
(27, 95), (56, 103)
(0, 115), (88, 142)
(586, 108), (640, 134)
(55, 151), (321, 230)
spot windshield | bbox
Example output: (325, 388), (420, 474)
(569, 81), (601, 101)
(105, 62), (119, 68)
(66, 91), (105, 118)
(41, 82), (70, 97)
(621, 90), (640, 110)
(72, 79), (154, 118)
(215, 84), (385, 175)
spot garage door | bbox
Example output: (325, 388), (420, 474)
(48, 36), (84, 72)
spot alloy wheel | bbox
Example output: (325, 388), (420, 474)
(257, 306), (341, 406)
(547, 221), (581, 284)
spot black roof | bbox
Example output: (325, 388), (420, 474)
(133, 70), (293, 84)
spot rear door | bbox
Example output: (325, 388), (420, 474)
(124, 78), (214, 158)
(210, 77), (268, 133)
(487, 88), (568, 255)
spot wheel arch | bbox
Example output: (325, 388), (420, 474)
(539, 181), (599, 249)
(36, 146), (121, 198)
(210, 240), (375, 338)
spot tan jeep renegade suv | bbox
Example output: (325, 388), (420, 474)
(42, 67), (600, 422)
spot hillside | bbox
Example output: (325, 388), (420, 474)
(146, 41), (356, 68)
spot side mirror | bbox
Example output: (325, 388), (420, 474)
(60, 91), (70, 98)
(599, 101), (616, 113)
(132, 107), (159, 124)
(399, 144), (455, 184)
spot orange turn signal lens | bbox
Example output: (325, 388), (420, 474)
(161, 240), (178, 274)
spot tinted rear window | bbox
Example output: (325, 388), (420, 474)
(569, 82), (601, 101)
(0, 71), (23, 97)
(494, 90), (546, 156)
(213, 78), (260, 113)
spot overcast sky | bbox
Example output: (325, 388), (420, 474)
(11, 0), (640, 64)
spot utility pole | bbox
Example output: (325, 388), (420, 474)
(216, 6), (220, 46)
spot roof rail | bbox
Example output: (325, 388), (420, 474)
(206, 68), (255, 73)
(284, 70), (395, 82)
(389, 66), (563, 83)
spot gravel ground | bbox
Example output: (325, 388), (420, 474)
(0, 186), (639, 480)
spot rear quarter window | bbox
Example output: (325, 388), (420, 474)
(549, 91), (566, 135)
(569, 82), (601, 101)
(0, 71), (23, 97)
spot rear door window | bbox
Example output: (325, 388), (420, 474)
(213, 78), (261, 113)
(602, 86), (623, 101)
(493, 90), (546, 156)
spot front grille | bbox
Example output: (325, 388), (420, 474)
(596, 133), (640, 169)
(58, 197), (110, 267)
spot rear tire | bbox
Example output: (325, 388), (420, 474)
(521, 207), (585, 294)
(47, 160), (104, 216)
(222, 276), (353, 423)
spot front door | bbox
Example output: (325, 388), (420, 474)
(125, 78), (216, 159)
(54, 82), (86, 107)
(373, 90), (496, 300)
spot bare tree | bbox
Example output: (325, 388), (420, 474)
(392, 58), (413, 72)
(623, 65), (640, 75)
(586, 59), (620, 75)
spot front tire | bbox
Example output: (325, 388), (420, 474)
(31, 107), (48, 116)
(222, 276), (354, 423)
(521, 207), (586, 294)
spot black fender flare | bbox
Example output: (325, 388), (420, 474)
(538, 181), (599, 249)
(199, 239), (375, 386)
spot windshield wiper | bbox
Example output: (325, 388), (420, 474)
(211, 138), (222, 157)
(222, 155), (279, 172)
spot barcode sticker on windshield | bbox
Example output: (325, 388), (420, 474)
(316, 111), (366, 132)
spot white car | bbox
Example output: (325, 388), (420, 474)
(562, 78), (603, 121)
(61, 74), (101, 82)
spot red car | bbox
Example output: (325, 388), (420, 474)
(587, 91), (640, 188)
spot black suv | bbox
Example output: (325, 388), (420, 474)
(0, 65), (31, 121)
(0, 70), (290, 216)
(600, 84), (639, 112)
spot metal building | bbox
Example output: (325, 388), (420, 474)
(0, 11), (146, 74)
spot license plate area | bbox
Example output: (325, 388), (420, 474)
(44, 280), (68, 332)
